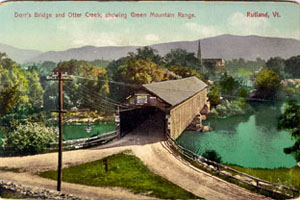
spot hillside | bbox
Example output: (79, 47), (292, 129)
(1, 34), (300, 64)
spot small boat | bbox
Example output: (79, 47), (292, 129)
(86, 121), (92, 133)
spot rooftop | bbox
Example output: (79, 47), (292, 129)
(142, 76), (207, 106)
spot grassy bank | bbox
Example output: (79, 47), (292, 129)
(228, 164), (300, 189)
(39, 152), (202, 199)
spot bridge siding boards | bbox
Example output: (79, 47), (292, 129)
(169, 88), (208, 139)
(120, 76), (209, 140)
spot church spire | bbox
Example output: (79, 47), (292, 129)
(197, 40), (202, 64)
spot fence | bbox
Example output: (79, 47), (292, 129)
(49, 131), (118, 150)
(165, 136), (299, 199)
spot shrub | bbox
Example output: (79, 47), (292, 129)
(2, 122), (57, 154)
(202, 150), (222, 163)
(209, 99), (249, 118)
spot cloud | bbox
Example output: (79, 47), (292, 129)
(227, 12), (270, 35)
(73, 32), (120, 47)
(185, 23), (221, 38)
(145, 34), (160, 42)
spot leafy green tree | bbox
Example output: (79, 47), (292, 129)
(129, 46), (163, 65)
(167, 66), (205, 80)
(113, 58), (165, 85)
(219, 72), (239, 96)
(25, 69), (43, 108)
(106, 57), (127, 78)
(2, 122), (57, 154)
(54, 60), (109, 111)
(89, 59), (110, 68)
(208, 86), (221, 108)
(285, 55), (300, 78)
(0, 85), (19, 117)
(266, 57), (285, 78)
(0, 55), (29, 106)
(254, 68), (281, 99)
(164, 48), (202, 71)
(237, 88), (249, 99)
(278, 99), (300, 161)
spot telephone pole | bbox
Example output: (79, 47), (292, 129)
(47, 72), (72, 191)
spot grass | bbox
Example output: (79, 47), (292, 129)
(227, 164), (300, 189)
(0, 166), (20, 172)
(39, 152), (202, 199)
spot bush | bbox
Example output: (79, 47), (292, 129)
(2, 122), (57, 154)
(209, 99), (249, 118)
(202, 150), (222, 163)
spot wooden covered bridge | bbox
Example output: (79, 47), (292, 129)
(116, 76), (210, 140)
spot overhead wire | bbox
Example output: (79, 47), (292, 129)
(73, 75), (280, 102)
(63, 84), (119, 111)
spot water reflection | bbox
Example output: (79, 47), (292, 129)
(205, 114), (251, 133)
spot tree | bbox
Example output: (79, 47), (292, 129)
(106, 57), (127, 78)
(219, 72), (239, 96)
(2, 122), (57, 154)
(0, 85), (19, 117)
(285, 55), (300, 78)
(167, 66), (205, 80)
(129, 46), (163, 65)
(54, 60), (109, 111)
(208, 85), (221, 108)
(254, 68), (281, 99)
(164, 48), (202, 71)
(25, 69), (43, 108)
(266, 57), (285, 78)
(0, 52), (38, 116)
(278, 99), (300, 161)
(113, 58), (165, 85)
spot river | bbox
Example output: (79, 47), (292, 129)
(177, 102), (297, 169)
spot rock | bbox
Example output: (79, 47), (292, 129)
(234, 175), (241, 180)
(220, 170), (232, 176)
(202, 126), (211, 132)
(251, 180), (257, 186)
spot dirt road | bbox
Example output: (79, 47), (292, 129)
(0, 114), (270, 200)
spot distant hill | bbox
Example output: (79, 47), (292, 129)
(28, 45), (139, 64)
(152, 34), (300, 61)
(0, 43), (42, 64)
(1, 34), (300, 64)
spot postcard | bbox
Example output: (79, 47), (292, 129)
(0, 1), (299, 200)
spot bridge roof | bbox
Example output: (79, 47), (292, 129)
(142, 76), (207, 106)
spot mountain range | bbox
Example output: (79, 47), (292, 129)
(1, 34), (300, 64)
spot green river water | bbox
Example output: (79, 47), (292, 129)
(177, 102), (297, 169)
(62, 122), (115, 141)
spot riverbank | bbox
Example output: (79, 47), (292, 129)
(228, 164), (300, 189)
(0, 116), (269, 200)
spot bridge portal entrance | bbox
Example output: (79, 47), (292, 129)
(119, 107), (166, 138)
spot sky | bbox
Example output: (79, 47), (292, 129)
(0, 1), (299, 52)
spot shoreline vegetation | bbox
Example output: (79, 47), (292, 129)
(227, 164), (300, 190)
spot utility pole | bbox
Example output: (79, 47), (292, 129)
(47, 72), (72, 191)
